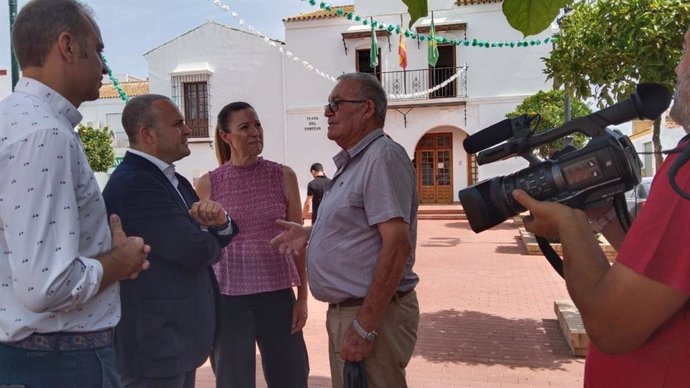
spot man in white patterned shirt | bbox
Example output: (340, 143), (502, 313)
(0, 1), (150, 387)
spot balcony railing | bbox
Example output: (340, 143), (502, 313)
(378, 65), (468, 100)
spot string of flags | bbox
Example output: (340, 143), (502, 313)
(101, 55), (130, 102)
(105, 0), (553, 103)
(306, 0), (556, 49)
(208, 0), (467, 99)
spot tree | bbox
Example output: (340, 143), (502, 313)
(544, 0), (690, 169)
(506, 89), (592, 159)
(77, 125), (115, 173)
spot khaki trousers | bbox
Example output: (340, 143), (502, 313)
(326, 290), (419, 388)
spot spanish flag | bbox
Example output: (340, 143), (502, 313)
(399, 31), (408, 70)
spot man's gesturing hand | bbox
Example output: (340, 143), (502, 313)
(270, 219), (310, 256)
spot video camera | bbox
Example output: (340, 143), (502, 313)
(459, 83), (672, 233)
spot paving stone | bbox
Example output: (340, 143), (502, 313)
(194, 218), (585, 387)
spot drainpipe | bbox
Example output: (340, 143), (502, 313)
(9, 0), (19, 90)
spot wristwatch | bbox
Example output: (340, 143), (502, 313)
(208, 214), (231, 234)
(352, 319), (377, 342)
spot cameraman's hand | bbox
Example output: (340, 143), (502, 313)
(512, 189), (583, 239)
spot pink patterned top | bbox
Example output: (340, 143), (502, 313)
(209, 158), (301, 296)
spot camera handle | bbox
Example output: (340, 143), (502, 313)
(535, 193), (631, 279)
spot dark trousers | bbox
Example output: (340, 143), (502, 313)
(0, 342), (121, 388)
(121, 369), (196, 388)
(213, 289), (309, 388)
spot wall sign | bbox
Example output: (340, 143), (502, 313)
(304, 116), (322, 131)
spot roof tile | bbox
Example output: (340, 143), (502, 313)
(99, 80), (149, 99)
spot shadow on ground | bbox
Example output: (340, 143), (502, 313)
(444, 220), (518, 231)
(419, 237), (461, 247)
(495, 244), (522, 254)
(414, 309), (575, 370)
(307, 375), (332, 387)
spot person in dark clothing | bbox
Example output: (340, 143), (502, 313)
(302, 162), (331, 224)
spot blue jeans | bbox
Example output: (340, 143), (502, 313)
(0, 343), (121, 388)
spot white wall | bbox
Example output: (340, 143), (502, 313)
(630, 116), (687, 177)
(0, 74), (11, 100)
(283, 2), (551, 200)
(145, 21), (286, 182)
(79, 98), (127, 131)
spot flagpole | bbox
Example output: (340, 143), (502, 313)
(400, 14), (407, 95)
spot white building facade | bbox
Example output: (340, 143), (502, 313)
(144, 21), (287, 185)
(80, 0), (555, 203)
(283, 0), (553, 203)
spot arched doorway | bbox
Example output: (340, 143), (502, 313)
(414, 132), (453, 204)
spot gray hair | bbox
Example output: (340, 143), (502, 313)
(12, 0), (95, 68)
(336, 72), (387, 124)
(121, 94), (172, 145)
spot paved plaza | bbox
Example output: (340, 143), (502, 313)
(195, 218), (585, 388)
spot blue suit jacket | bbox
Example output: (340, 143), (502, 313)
(102, 151), (236, 378)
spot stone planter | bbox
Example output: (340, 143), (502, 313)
(518, 228), (616, 262)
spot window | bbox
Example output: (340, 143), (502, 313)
(356, 48), (381, 81)
(643, 142), (653, 177)
(183, 82), (209, 138)
(171, 72), (211, 138)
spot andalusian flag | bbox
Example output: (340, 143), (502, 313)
(399, 31), (408, 70)
(370, 20), (379, 69)
(428, 13), (439, 67)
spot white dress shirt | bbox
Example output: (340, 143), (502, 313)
(0, 78), (117, 342)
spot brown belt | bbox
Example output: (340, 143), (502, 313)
(4, 328), (114, 351)
(329, 288), (414, 309)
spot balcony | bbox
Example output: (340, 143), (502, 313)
(378, 65), (468, 101)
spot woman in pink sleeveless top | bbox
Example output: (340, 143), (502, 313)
(196, 102), (309, 387)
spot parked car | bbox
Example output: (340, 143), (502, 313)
(625, 176), (653, 219)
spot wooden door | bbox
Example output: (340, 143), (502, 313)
(415, 133), (453, 204)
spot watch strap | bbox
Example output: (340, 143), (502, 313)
(352, 319), (377, 342)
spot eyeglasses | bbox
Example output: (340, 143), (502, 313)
(324, 99), (367, 114)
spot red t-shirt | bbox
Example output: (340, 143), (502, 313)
(586, 139), (690, 388)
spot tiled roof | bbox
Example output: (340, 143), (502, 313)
(284, 1), (502, 23)
(284, 5), (354, 22)
(666, 113), (681, 129)
(99, 80), (149, 99)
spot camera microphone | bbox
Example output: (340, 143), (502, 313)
(463, 115), (534, 154)
(594, 83), (672, 125)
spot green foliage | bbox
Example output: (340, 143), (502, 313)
(506, 89), (592, 158)
(545, 0), (690, 106)
(77, 125), (115, 173)
(503, 0), (572, 37)
(545, 0), (690, 169)
(401, 0), (428, 29)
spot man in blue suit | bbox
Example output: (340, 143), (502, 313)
(103, 94), (238, 388)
